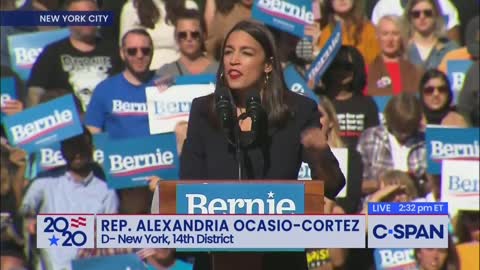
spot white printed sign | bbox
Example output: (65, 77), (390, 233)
(441, 160), (479, 215)
(298, 148), (348, 198)
(146, 84), (215, 134)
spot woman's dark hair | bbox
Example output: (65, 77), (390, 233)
(419, 69), (454, 124)
(321, 45), (366, 97)
(455, 210), (480, 244)
(419, 69), (453, 109)
(213, 20), (292, 128)
(215, 0), (239, 15)
(415, 236), (459, 270)
(320, 0), (366, 46)
(135, 0), (187, 28)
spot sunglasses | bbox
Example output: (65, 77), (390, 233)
(410, 9), (434, 19)
(423, 85), (448, 95)
(125, 47), (152, 57)
(177, 31), (201, 40)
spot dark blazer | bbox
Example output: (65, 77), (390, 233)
(180, 92), (346, 270)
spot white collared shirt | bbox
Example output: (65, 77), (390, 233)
(387, 132), (412, 172)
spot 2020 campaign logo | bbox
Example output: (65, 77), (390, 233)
(176, 183), (305, 214)
(104, 134), (179, 189)
(426, 127), (479, 174)
(37, 214), (94, 248)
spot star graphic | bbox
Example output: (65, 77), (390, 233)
(267, 191), (275, 198)
(49, 235), (60, 246)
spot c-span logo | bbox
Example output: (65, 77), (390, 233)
(37, 214), (94, 248)
(368, 215), (448, 248)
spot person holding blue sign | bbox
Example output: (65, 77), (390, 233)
(86, 29), (155, 139)
(419, 69), (467, 127)
(180, 20), (345, 270)
(20, 128), (119, 270)
(318, 0), (380, 64)
(86, 29), (159, 215)
(156, 9), (218, 77)
(319, 45), (380, 149)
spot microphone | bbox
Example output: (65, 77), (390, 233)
(215, 86), (236, 145)
(245, 90), (266, 145)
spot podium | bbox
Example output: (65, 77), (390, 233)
(156, 180), (324, 270)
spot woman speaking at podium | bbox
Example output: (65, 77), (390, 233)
(179, 20), (346, 270)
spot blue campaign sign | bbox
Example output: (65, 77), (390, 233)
(31, 132), (107, 176)
(72, 254), (146, 270)
(146, 260), (193, 270)
(1, 77), (17, 118)
(373, 96), (392, 125)
(8, 28), (70, 81)
(3, 94), (83, 153)
(104, 134), (179, 189)
(306, 23), (342, 85)
(175, 74), (216, 85)
(374, 248), (416, 270)
(92, 132), (107, 167)
(284, 65), (319, 104)
(251, 0), (314, 38)
(176, 183), (305, 214)
(426, 127), (480, 174)
(33, 142), (63, 174)
(447, 60), (474, 105)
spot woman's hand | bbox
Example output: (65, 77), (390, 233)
(304, 23), (321, 43)
(9, 148), (27, 167)
(147, 176), (161, 192)
(1, 100), (24, 116)
(369, 184), (405, 203)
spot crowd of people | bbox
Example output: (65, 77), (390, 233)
(0, 0), (479, 269)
